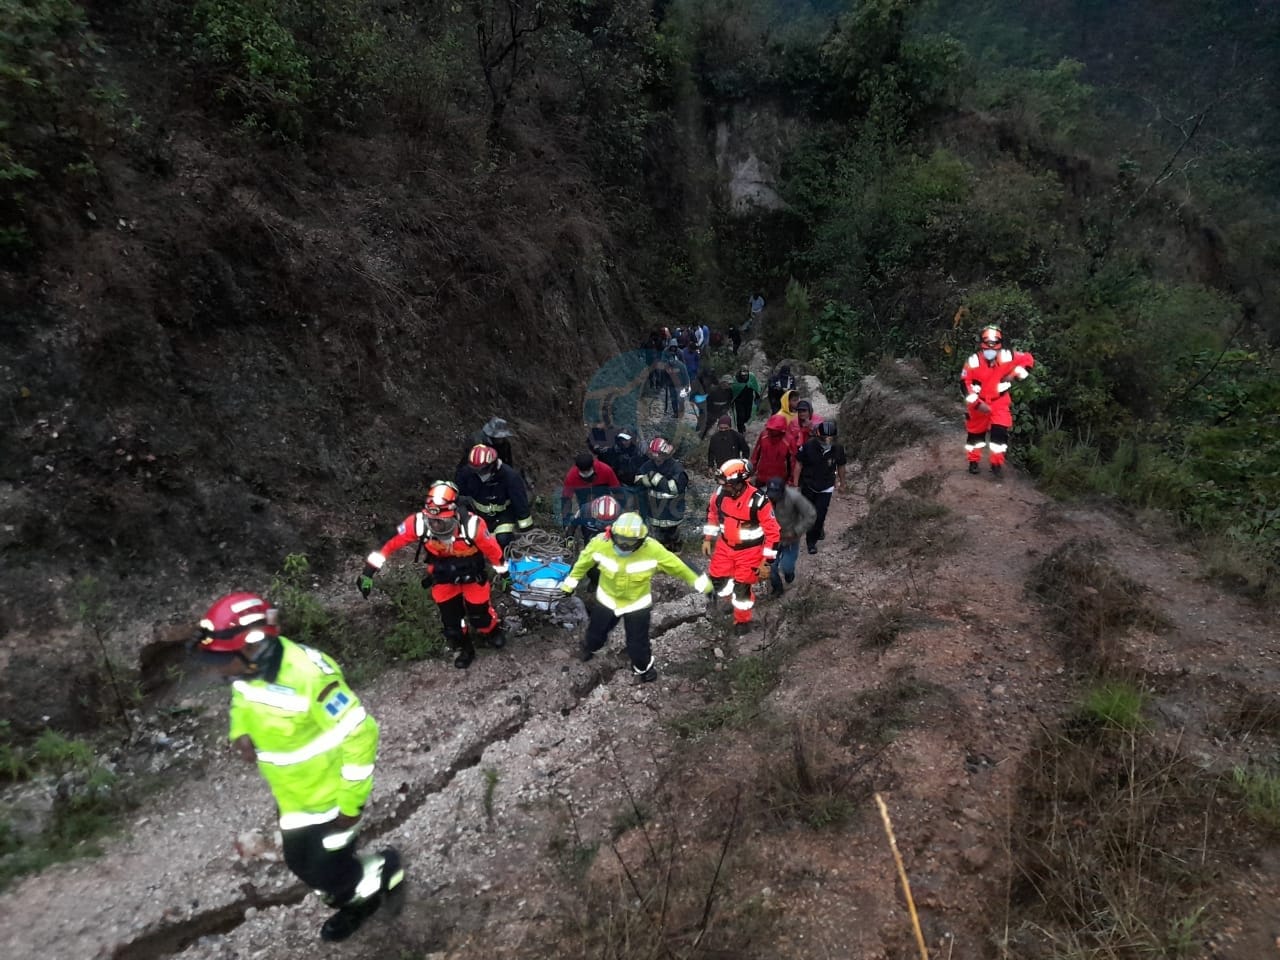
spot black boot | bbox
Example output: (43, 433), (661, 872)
(453, 640), (476, 669)
(486, 629), (506, 650)
(319, 848), (405, 942)
(990, 463), (1003, 479)
(968, 462), (980, 475)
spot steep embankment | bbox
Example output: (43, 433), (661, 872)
(3, 343), (1278, 960)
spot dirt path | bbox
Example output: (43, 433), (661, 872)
(2, 355), (1278, 960)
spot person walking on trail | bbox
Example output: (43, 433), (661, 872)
(762, 476), (816, 596)
(465, 417), (517, 470)
(455, 444), (533, 548)
(767, 364), (797, 414)
(707, 414), (750, 473)
(700, 375), (735, 439)
(193, 593), (403, 942)
(794, 420), (848, 555)
(358, 480), (509, 669)
(961, 325), (1035, 479)
(790, 398), (824, 451)
(601, 428), (646, 511)
(746, 292), (765, 331)
(751, 413), (794, 486)
(726, 323), (742, 354)
(657, 341), (686, 421)
(730, 366), (762, 434)
(560, 452), (620, 529)
(702, 459), (781, 636)
(560, 512), (711, 682)
(635, 437), (690, 551)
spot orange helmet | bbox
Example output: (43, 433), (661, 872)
(648, 437), (673, 457)
(424, 481), (461, 537)
(589, 494), (622, 523)
(979, 326), (1003, 347)
(196, 592), (278, 658)
(716, 458), (753, 484)
(468, 444), (499, 470)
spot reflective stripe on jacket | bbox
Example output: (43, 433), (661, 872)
(563, 534), (708, 614)
(228, 638), (379, 824)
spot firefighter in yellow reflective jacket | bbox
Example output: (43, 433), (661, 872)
(560, 513), (711, 682)
(194, 592), (404, 943)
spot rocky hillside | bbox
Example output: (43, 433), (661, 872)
(3, 342), (1278, 960)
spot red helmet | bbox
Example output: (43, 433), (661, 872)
(468, 444), (499, 470)
(589, 494), (621, 523)
(648, 437), (673, 457)
(979, 326), (1003, 347)
(196, 592), (278, 655)
(716, 458), (753, 484)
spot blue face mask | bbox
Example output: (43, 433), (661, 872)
(614, 543), (636, 556)
(983, 349), (998, 361)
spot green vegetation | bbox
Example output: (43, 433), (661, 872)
(0, 724), (132, 891)
(1079, 680), (1147, 733)
(667, 655), (776, 738)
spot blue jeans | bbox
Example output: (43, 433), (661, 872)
(770, 539), (800, 591)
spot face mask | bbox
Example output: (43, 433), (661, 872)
(983, 349), (997, 361)
(478, 469), (495, 481)
(614, 542), (636, 556)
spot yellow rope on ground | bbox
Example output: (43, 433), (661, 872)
(875, 792), (930, 960)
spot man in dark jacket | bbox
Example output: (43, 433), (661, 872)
(700, 375), (735, 439)
(601, 429), (646, 512)
(793, 421), (848, 555)
(707, 415), (750, 474)
(767, 365), (797, 415)
(455, 444), (533, 548)
(635, 437), (689, 550)
(730, 367), (762, 434)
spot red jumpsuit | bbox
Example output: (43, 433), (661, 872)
(960, 348), (1034, 468)
(368, 511), (507, 644)
(704, 484), (781, 626)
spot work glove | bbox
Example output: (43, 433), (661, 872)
(420, 569), (434, 590)
(559, 582), (574, 595)
(701, 539), (713, 557)
(333, 811), (362, 831)
(356, 565), (376, 598)
(755, 563), (772, 581)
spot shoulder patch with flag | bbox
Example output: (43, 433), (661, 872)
(322, 689), (352, 717)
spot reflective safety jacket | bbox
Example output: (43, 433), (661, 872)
(563, 535), (709, 614)
(367, 510), (506, 583)
(704, 484), (781, 559)
(455, 462), (533, 537)
(228, 638), (379, 828)
(635, 456), (689, 528)
(961, 348), (1035, 425)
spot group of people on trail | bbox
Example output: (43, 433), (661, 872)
(187, 312), (1034, 945)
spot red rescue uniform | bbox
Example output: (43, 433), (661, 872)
(368, 511), (506, 640)
(961, 347), (1034, 467)
(704, 483), (781, 626)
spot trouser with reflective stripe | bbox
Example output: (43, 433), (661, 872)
(708, 542), (762, 625)
(964, 407), (1012, 467)
(584, 603), (653, 673)
(282, 821), (363, 906)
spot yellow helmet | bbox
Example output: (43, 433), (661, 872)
(611, 512), (649, 552)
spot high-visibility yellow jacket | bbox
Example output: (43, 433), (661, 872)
(563, 535), (709, 614)
(228, 638), (379, 829)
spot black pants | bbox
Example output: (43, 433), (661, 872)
(283, 821), (363, 906)
(437, 591), (497, 647)
(650, 523), (682, 552)
(585, 604), (653, 672)
(803, 488), (832, 548)
(733, 396), (754, 434)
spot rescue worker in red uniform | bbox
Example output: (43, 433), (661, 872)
(702, 458), (781, 636)
(357, 481), (508, 669)
(455, 444), (533, 548)
(960, 325), (1035, 478)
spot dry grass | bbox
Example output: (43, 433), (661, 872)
(845, 489), (960, 562)
(1025, 539), (1170, 674)
(1001, 724), (1251, 959)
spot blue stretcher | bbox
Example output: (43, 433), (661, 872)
(507, 555), (572, 611)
